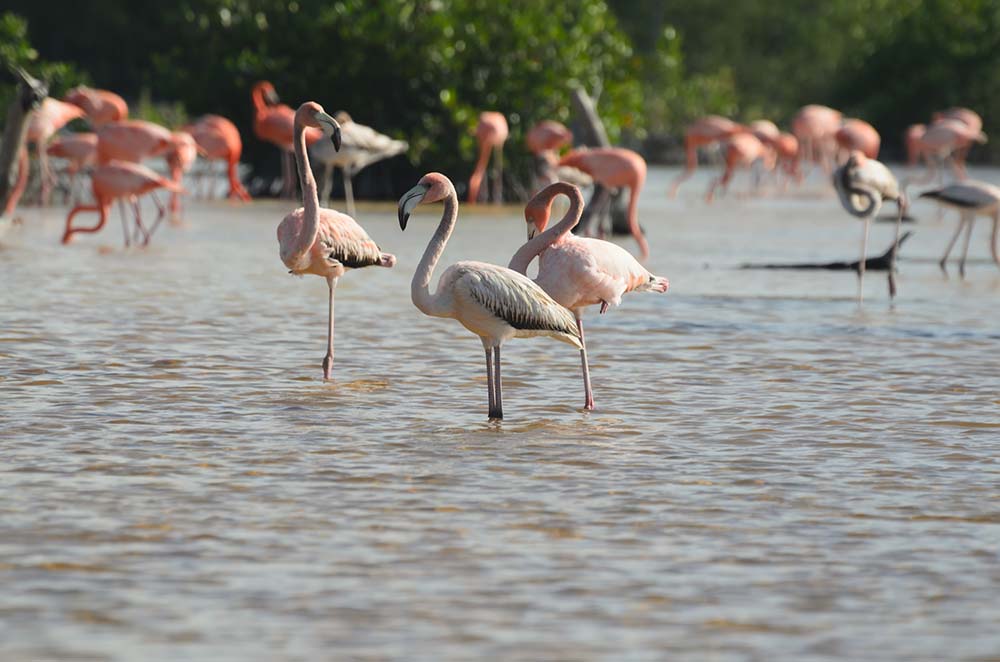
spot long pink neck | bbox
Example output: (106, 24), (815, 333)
(283, 119), (320, 266)
(467, 141), (491, 203)
(251, 87), (269, 116)
(508, 183), (583, 274)
(412, 191), (458, 316)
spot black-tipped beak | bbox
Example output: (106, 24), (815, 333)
(265, 89), (280, 105)
(314, 111), (342, 152)
(397, 184), (429, 230)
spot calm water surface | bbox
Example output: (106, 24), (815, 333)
(2, 166), (999, 661)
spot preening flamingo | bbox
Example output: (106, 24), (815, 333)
(277, 102), (396, 380)
(467, 112), (508, 203)
(61, 161), (185, 247)
(308, 111), (408, 216)
(63, 86), (128, 127)
(705, 133), (770, 203)
(184, 114), (251, 201)
(558, 147), (649, 261)
(398, 173), (582, 420)
(508, 182), (669, 410)
(833, 151), (907, 302)
(26, 98), (86, 205)
(835, 119), (880, 161)
(252, 81), (321, 198)
(669, 115), (747, 197)
(918, 181), (1000, 278)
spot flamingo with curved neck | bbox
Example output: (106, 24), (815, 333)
(398, 173), (582, 420)
(276, 102), (395, 380)
(509, 182), (669, 410)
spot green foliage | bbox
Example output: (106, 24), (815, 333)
(0, 12), (86, 111)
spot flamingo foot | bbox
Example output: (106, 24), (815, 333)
(322, 354), (333, 380)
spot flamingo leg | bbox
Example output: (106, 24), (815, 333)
(344, 167), (356, 217)
(131, 197), (150, 246)
(491, 145), (504, 204)
(319, 163), (334, 208)
(117, 199), (132, 248)
(484, 343), (496, 417)
(38, 142), (53, 206)
(958, 216), (975, 279)
(991, 211), (1000, 270)
(144, 192), (167, 244)
(576, 315), (595, 411)
(888, 198), (905, 300)
(322, 276), (338, 379)
(858, 215), (871, 304)
(940, 213), (969, 274)
(491, 346), (503, 420)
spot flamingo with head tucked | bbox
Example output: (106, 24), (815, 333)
(467, 112), (508, 203)
(508, 182), (669, 410)
(277, 102), (396, 380)
(398, 173), (582, 420)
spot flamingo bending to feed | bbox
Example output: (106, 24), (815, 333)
(64, 86), (128, 127)
(398, 173), (582, 420)
(309, 111), (408, 216)
(508, 182), (669, 410)
(277, 102), (396, 380)
(184, 114), (251, 201)
(558, 147), (649, 261)
(467, 112), (508, 203)
(918, 181), (1000, 278)
(252, 81), (321, 198)
(669, 116), (747, 197)
(61, 161), (185, 247)
(832, 151), (907, 302)
(705, 133), (770, 203)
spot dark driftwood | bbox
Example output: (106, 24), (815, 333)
(740, 231), (913, 271)
(0, 67), (48, 213)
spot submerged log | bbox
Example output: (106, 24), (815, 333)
(740, 231), (913, 271)
(0, 67), (48, 215)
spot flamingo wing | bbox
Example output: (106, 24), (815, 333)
(920, 182), (1000, 209)
(317, 209), (387, 268)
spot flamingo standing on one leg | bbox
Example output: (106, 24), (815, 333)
(46, 132), (98, 204)
(184, 114), (251, 201)
(558, 147), (648, 261)
(26, 98), (86, 205)
(309, 111), (408, 216)
(918, 181), (1000, 278)
(252, 81), (321, 198)
(467, 112), (508, 204)
(277, 102), (396, 380)
(833, 151), (907, 302)
(508, 182), (669, 410)
(61, 161), (185, 246)
(669, 115), (746, 197)
(398, 173), (582, 420)
(63, 86), (128, 127)
(835, 119), (881, 161)
(705, 133), (769, 203)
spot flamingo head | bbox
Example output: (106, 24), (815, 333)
(295, 102), (341, 151)
(254, 81), (281, 105)
(398, 173), (454, 230)
(524, 182), (581, 239)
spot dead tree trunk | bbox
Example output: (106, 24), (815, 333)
(740, 232), (913, 272)
(0, 67), (48, 215)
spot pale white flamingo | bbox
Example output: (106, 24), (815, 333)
(397, 173), (582, 420)
(309, 111), (408, 216)
(277, 102), (396, 380)
(918, 181), (1000, 278)
(508, 182), (669, 410)
(833, 151), (907, 302)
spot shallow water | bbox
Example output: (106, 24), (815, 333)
(2, 166), (1000, 661)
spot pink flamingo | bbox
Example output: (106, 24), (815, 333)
(919, 181), (1000, 278)
(398, 173), (582, 420)
(910, 119), (987, 183)
(467, 111), (508, 203)
(526, 120), (573, 188)
(26, 98), (86, 205)
(774, 132), (801, 185)
(558, 147), (648, 261)
(669, 115), (747, 197)
(508, 182), (669, 410)
(63, 86), (128, 127)
(183, 114), (251, 201)
(705, 133), (770, 203)
(904, 124), (926, 166)
(791, 104), (843, 175)
(61, 161), (185, 247)
(252, 81), (321, 198)
(277, 102), (396, 380)
(45, 132), (98, 203)
(835, 119), (880, 161)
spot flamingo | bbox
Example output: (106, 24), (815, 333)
(397, 173), (582, 420)
(791, 104), (843, 176)
(277, 102), (396, 380)
(705, 133), (770, 203)
(526, 120), (573, 188)
(835, 119), (880, 161)
(918, 181), (1000, 278)
(508, 182), (669, 410)
(904, 124), (926, 167)
(63, 86), (128, 127)
(26, 98), (86, 205)
(183, 114), (251, 201)
(308, 111), (408, 216)
(61, 161), (185, 247)
(909, 119), (987, 183)
(669, 115), (747, 197)
(252, 81), (321, 199)
(467, 112), (508, 203)
(558, 147), (648, 261)
(774, 132), (801, 186)
(832, 151), (907, 302)
(45, 132), (98, 204)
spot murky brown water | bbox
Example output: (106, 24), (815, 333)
(3, 166), (1000, 660)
